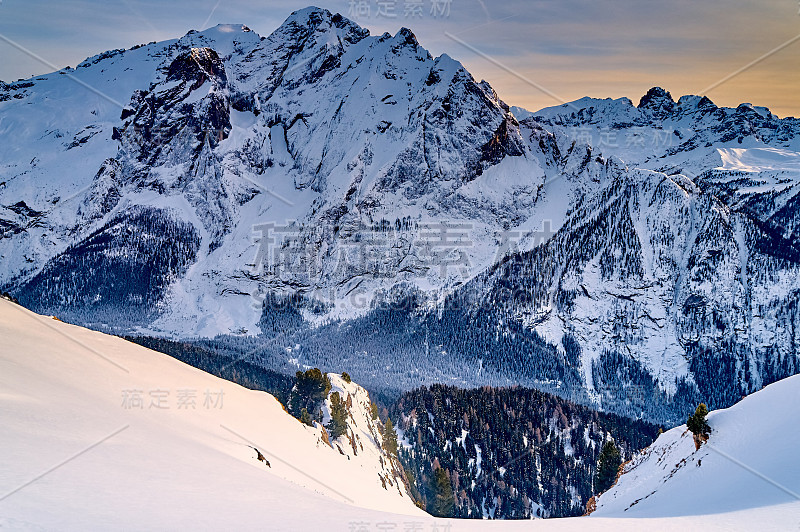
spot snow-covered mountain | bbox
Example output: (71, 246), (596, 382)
(464, 89), (800, 421)
(532, 87), (800, 240)
(1, 7), (550, 337)
(592, 373), (800, 519)
(1, 7), (799, 424)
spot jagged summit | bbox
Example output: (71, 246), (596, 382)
(534, 84), (798, 136)
(676, 93), (717, 110)
(394, 27), (420, 46)
(283, 5), (342, 26)
(271, 5), (370, 42)
(637, 86), (675, 118)
(190, 23), (253, 35)
(637, 86), (673, 107)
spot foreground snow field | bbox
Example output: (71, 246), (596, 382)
(1, 298), (798, 530)
(594, 372), (800, 518)
(0, 298), (423, 529)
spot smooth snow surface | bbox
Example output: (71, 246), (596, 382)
(1, 299), (798, 530)
(717, 147), (800, 172)
(0, 299), (422, 528)
(595, 374), (800, 519)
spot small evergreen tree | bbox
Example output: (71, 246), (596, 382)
(327, 391), (348, 439)
(594, 440), (621, 494)
(370, 401), (379, 420)
(289, 368), (331, 420)
(383, 416), (398, 455)
(431, 467), (455, 517)
(687, 403), (711, 449)
(299, 407), (313, 426)
(341, 372), (352, 383)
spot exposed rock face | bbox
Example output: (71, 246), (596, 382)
(637, 86), (676, 119)
(119, 47), (231, 167)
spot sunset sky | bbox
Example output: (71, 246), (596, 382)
(1, 0), (798, 116)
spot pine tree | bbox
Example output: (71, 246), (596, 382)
(341, 372), (352, 383)
(327, 391), (348, 439)
(594, 440), (621, 494)
(300, 407), (313, 426)
(687, 403), (711, 449)
(431, 467), (455, 517)
(370, 401), (379, 420)
(289, 368), (331, 420)
(383, 416), (398, 455)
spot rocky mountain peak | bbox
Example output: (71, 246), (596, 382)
(394, 27), (419, 47)
(637, 86), (676, 119)
(278, 6), (370, 45)
(167, 47), (227, 87)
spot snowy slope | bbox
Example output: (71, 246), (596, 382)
(593, 374), (800, 518)
(0, 297), (423, 528)
(1, 297), (798, 530)
(323, 373), (412, 499)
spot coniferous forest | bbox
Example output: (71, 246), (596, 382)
(393, 384), (659, 519)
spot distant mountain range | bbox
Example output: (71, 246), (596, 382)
(2, 7), (799, 425)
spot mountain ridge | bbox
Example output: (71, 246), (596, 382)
(2, 7), (799, 425)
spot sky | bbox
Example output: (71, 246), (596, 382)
(0, 0), (798, 116)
